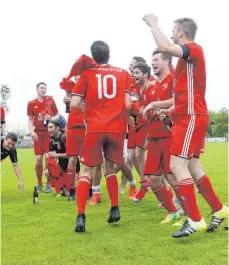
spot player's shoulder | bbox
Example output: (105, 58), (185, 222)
(60, 133), (66, 142)
(185, 42), (203, 52)
(44, 95), (54, 101)
(28, 99), (37, 105)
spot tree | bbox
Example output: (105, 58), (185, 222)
(212, 108), (228, 137)
(0, 84), (12, 114)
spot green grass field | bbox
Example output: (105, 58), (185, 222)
(1, 142), (228, 265)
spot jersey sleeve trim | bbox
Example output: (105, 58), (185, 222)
(180, 45), (190, 60)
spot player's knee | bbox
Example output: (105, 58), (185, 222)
(149, 175), (161, 190)
(36, 156), (43, 165)
(170, 160), (185, 175)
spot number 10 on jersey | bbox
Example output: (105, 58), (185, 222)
(96, 74), (117, 99)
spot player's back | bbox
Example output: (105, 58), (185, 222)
(83, 65), (130, 133)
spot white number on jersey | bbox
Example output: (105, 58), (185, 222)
(96, 74), (117, 99)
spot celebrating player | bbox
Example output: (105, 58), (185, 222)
(71, 40), (131, 232)
(27, 82), (59, 192)
(143, 15), (228, 237)
(1, 132), (24, 191)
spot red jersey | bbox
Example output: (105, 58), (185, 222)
(27, 96), (58, 131)
(67, 108), (85, 129)
(0, 106), (5, 124)
(147, 74), (174, 138)
(173, 43), (208, 115)
(72, 65), (130, 133)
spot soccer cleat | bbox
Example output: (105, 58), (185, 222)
(75, 214), (86, 233)
(89, 193), (102, 206)
(172, 218), (207, 238)
(206, 205), (229, 232)
(37, 184), (43, 193)
(128, 186), (138, 200)
(160, 212), (180, 224)
(118, 188), (125, 195)
(107, 206), (120, 223)
(68, 189), (76, 201)
(45, 184), (52, 193)
(88, 187), (93, 200)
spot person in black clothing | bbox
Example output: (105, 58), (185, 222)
(47, 120), (80, 199)
(1, 132), (24, 191)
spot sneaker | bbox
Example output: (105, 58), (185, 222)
(128, 186), (138, 200)
(45, 184), (52, 193)
(172, 218), (207, 238)
(132, 185), (148, 202)
(37, 184), (43, 193)
(206, 205), (229, 232)
(107, 206), (120, 223)
(160, 212), (180, 224)
(75, 214), (86, 233)
(89, 193), (102, 206)
(118, 188), (125, 195)
(68, 188), (76, 201)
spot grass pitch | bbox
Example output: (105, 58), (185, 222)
(1, 142), (228, 265)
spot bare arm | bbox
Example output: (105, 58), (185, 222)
(28, 116), (34, 134)
(12, 163), (24, 192)
(70, 95), (85, 110)
(143, 14), (184, 58)
(48, 152), (68, 158)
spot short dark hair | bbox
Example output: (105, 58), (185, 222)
(133, 56), (146, 64)
(91, 40), (110, 64)
(6, 132), (18, 142)
(174, 17), (197, 41)
(49, 120), (61, 128)
(36, 82), (47, 89)
(152, 49), (172, 66)
(133, 62), (151, 78)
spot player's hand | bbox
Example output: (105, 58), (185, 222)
(63, 96), (70, 104)
(18, 180), (24, 192)
(31, 132), (38, 141)
(143, 14), (158, 27)
(139, 106), (145, 116)
(48, 151), (58, 158)
(143, 103), (156, 120)
(45, 169), (49, 177)
(45, 114), (52, 121)
(0, 126), (5, 136)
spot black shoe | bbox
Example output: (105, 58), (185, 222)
(172, 220), (196, 238)
(68, 189), (76, 201)
(206, 216), (225, 232)
(107, 206), (120, 223)
(75, 214), (86, 233)
(88, 187), (93, 199)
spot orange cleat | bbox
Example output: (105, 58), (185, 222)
(89, 193), (102, 206)
(128, 186), (138, 200)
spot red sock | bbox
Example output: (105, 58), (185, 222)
(76, 176), (90, 214)
(105, 171), (118, 207)
(167, 186), (174, 200)
(153, 185), (177, 213)
(178, 178), (202, 222)
(67, 165), (76, 190)
(173, 185), (187, 216)
(35, 164), (43, 185)
(196, 175), (223, 213)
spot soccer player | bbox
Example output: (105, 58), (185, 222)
(1, 132), (24, 191)
(143, 15), (228, 237)
(27, 82), (59, 192)
(71, 40), (131, 232)
(0, 105), (6, 136)
(144, 49), (180, 223)
(63, 91), (85, 200)
(129, 63), (152, 201)
(46, 120), (80, 196)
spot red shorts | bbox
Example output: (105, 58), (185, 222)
(193, 137), (205, 158)
(171, 115), (209, 158)
(80, 132), (125, 167)
(33, 131), (50, 155)
(144, 137), (172, 176)
(66, 128), (85, 156)
(127, 124), (149, 149)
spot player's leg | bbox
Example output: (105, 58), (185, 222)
(67, 156), (78, 200)
(188, 156), (228, 232)
(75, 133), (103, 232)
(33, 134), (44, 192)
(89, 165), (103, 206)
(44, 133), (52, 192)
(170, 115), (209, 238)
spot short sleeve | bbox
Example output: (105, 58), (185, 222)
(9, 148), (18, 163)
(125, 73), (131, 94)
(51, 99), (59, 115)
(27, 102), (33, 116)
(72, 73), (87, 97)
(184, 43), (203, 61)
